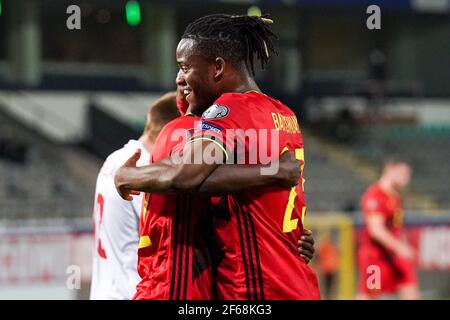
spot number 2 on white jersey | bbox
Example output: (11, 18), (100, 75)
(95, 193), (107, 259)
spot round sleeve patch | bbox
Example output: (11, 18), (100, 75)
(366, 198), (379, 211)
(202, 104), (229, 120)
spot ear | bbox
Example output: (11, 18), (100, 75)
(213, 57), (226, 81)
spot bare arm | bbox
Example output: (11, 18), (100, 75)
(198, 152), (300, 194)
(115, 140), (223, 198)
(366, 213), (414, 261)
(115, 138), (301, 198)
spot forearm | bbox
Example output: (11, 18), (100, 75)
(198, 164), (280, 194)
(115, 140), (227, 197)
(116, 160), (222, 194)
(369, 226), (404, 252)
(115, 163), (176, 194)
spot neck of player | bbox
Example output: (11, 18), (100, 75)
(378, 176), (399, 196)
(223, 67), (261, 95)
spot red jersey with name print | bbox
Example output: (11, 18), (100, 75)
(191, 91), (320, 300)
(134, 114), (214, 300)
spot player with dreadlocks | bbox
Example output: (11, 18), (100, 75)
(116, 14), (320, 300)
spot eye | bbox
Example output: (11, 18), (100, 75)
(177, 63), (189, 73)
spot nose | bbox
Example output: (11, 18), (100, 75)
(176, 69), (185, 86)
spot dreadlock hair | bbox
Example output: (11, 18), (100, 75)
(182, 14), (278, 76)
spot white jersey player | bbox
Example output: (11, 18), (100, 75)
(90, 139), (150, 300)
(90, 92), (181, 300)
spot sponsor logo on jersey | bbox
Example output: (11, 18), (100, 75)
(197, 121), (222, 134)
(202, 104), (229, 120)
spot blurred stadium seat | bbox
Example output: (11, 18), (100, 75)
(0, 110), (97, 221)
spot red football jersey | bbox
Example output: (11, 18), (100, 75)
(191, 91), (320, 300)
(134, 115), (214, 300)
(358, 183), (416, 295)
(360, 183), (404, 250)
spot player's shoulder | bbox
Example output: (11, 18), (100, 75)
(214, 91), (266, 109)
(363, 183), (385, 202)
(202, 91), (296, 122)
(104, 140), (148, 168)
(202, 93), (245, 118)
(360, 184), (383, 213)
(202, 92), (261, 121)
(160, 114), (197, 133)
(264, 93), (296, 115)
(220, 92), (294, 113)
(216, 92), (248, 103)
(104, 146), (130, 167)
(214, 91), (268, 107)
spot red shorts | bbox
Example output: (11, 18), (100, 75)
(357, 247), (417, 297)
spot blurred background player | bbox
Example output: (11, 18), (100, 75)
(90, 92), (180, 300)
(357, 155), (420, 300)
(317, 231), (339, 300)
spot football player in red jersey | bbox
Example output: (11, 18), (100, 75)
(129, 88), (316, 300)
(357, 155), (420, 300)
(116, 14), (320, 299)
(132, 109), (311, 300)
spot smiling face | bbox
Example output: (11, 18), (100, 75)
(175, 38), (222, 116)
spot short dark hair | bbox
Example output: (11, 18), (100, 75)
(182, 14), (278, 75)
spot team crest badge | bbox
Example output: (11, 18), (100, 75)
(202, 104), (229, 120)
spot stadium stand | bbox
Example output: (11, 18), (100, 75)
(303, 131), (368, 213)
(0, 109), (100, 221)
(351, 125), (450, 210)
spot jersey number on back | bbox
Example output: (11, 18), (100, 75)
(95, 193), (107, 259)
(282, 147), (306, 233)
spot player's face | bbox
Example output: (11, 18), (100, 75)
(176, 39), (220, 115)
(392, 163), (412, 188)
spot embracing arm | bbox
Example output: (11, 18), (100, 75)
(115, 139), (300, 198)
(114, 140), (222, 198)
(198, 152), (300, 194)
(114, 151), (176, 196)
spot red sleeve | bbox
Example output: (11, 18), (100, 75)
(189, 93), (247, 160)
(361, 187), (388, 218)
(152, 116), (196, 162)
